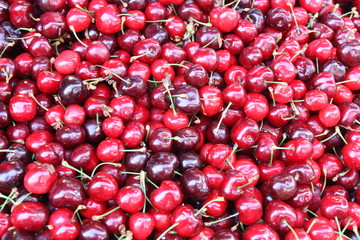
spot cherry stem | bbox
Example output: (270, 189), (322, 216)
(194, 197), (225, 217)
(165, 63), (189, 69)
(156, 222), (180, 240)
(146, 19), (171, 23)
(334, 216), (343, 240)
(306, 219), (318, 233)
(163, 82), (177, 116)
(7, 34), (41, 40)
(200, 98), (220, 101)
(321, 168), (327, 195)
(283, 220), (299, 240)
(0, 68), (12, 83)
(236, 177), (257, 189)
(315, 129), (330, 137)
(174, 170), (182, 176)
(279, 133), (287, 146)
(216, 102), (232, 133)
(264, 81), (288, 85)
(287, 3), (300, 34)
(306, 209), (318, 218)
(202, 34), (221, 48)
(144, 124), (151, 143)
(119, 147), (147, 153)
(94, 65), (130, 84)
(76, 4), (95, 13)
(320, 131), (337, 143)
(139, 170), (147, 213)
(0, 149), (16, 153)
(71, 204), (86, 222)
(315, 57), (319, 73)
(69, 25), (88, 47)
(268, 87), (276, 107)
(28, 93), (49, 111)
(91, 162), (122, 178)
(92, 206), (121, 221)
(290, 101), (300, 116)
(336, 79), (360, 85)
(130, 50), (153, 62)
(163, 136), (181, 141)
(190, 17), (211, 27)
(224, 143), (237, 170)
(0, 188), (17, 212)
(353, 226), (360, 240)
(61, 161), (92, 180)
(335, 126), (348, 144)
(120, 171), (159, 188)
(53, 95), (66, 110)
(204, 212), (239, 226)
(15, 28), (35, 33)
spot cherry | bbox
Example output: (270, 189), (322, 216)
(342, 142), (360, 170)
(231, 118), (260, 149)
(265, 200), (297, 232)
(146, 152), (179, 183)
(170, 204), (203, 238)
(48, 208), (80, 240)
(95, 4), (122, 34)
(9, 94), (36, 123)
(10, 202), (48, 232)
(78, 220), (109, 240)
(49, 176), (86, 210)
(88, 171), (118, 202)
(0, 160), (25, 189)
(116, 185), (144, 213)
(132, 38), (162, 63)
(243, 223), (280, 240)
(267, 173), (297, 200)
(24, 163), (57, 194)
(236, 195), (262, 225)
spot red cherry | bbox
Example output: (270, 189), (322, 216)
(150, 180), (183, 212)
(235, 195), (263, 225)
(95, 4), (122, 34)
(88, 172), (118, 201)
(9, 94), (37, 122)
(54, 50), (81, 75)
(171, 204), (203, 238)
(10, 202), (48, 232)
(243, 223), (280, 240)
(24, 163), (57, 194)
(342, 142), (360, 170)
(210, 7), (240, 33)
(116, 185), (145, 213)
(48, 208), (80, 240)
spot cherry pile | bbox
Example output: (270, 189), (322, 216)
(1, 0), (360, 239)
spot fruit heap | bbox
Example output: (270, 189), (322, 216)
(1, 0), (360, 239)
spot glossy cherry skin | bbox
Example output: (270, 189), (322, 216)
(231, 118), (260, 149)
(49, 176), (86, 210)
(9, 94), (37, 123)
(10, 202), (48, 232)
(180, 167), (211, 201)
(146, 152), (179, 183)
(235, 195), (262, 225)
(265, 200), (297, 232)
(171, 204), (203, 238)
(88, 172), (118, 202)
(24, 163), (57, 194)
(243, 223), (280, 240)
(150, 180), (183, 212)
(267, 173), (297, 200)
(129, 212), (155, 240)
(116, 185), (145, 213)
(0, 160), (25, 189)
(78, 220), (108, 240)
(48, 208), (80, 240)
